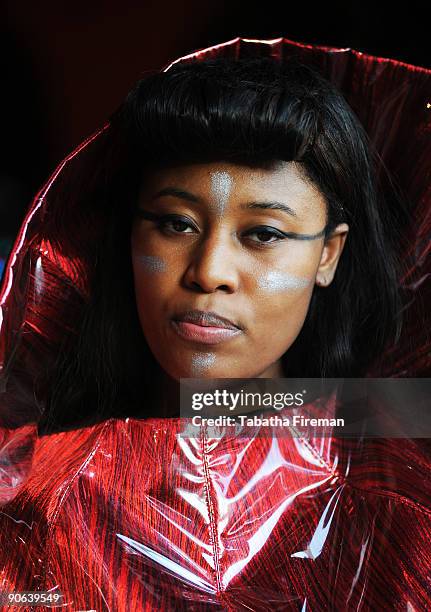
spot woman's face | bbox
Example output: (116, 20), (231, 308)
(131, 161), (348, 379)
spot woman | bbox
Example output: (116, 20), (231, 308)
(0, 37), (430, 610)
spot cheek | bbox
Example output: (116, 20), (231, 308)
(249, 269), (315, 353)
(255, 288), (312, 336)
(248, 255), (318, 327)
(131, 253), (170, 325)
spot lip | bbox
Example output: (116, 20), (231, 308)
(172, 309), (242, 330)
(170, 309), (243, 345)
(170, 320), (242, 345)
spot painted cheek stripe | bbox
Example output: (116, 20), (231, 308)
(136, 255), (167, 273)
(257, 269), (311, 291)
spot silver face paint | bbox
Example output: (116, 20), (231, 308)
(210, 171), (233, 216)
(191, 352), (216, 375)
(257, 269), (311, 292)
(137, 255), (167, 273)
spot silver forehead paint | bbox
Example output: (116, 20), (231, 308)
(210, 171), (233, 216)
(191, 352), (216, 375)
(137, 255), (167, 273)
(257, 269), (311, 291)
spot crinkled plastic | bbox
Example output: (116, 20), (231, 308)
(0, 37), (430, 610)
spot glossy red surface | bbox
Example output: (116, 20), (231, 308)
(0, 37), (430, 610)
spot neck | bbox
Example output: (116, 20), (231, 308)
(157, 367), (181, 417)
(258, 358), (284, 378)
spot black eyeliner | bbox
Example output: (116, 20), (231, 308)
(245, 224), (327, 241)
(276, 226), (328, 240)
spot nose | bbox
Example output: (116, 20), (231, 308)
(182, 229), (239, 293)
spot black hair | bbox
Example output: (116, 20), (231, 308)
(39, 55), (408, 432)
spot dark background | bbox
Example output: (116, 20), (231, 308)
(1, 0), (429, 244)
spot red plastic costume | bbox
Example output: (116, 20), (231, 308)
(0, 37), (430, 611)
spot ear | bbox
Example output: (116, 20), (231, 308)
(315, 223), (349, 287)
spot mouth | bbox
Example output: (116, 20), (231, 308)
(171, 309), (243, 345)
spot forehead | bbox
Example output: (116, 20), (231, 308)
(140, 160), (327, 219)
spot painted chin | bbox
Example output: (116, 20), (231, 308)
(190, 352), (216, 375)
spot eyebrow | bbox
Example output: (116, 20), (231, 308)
(150, 187), (299, 218)
(151, 187), (200, 204)
(241, 201), (298, 218)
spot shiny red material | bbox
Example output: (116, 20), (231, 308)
(0, 37), (430, 610)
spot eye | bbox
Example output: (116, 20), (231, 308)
(243, 226), (287, 245)
(136, 210), (197, 234)
(161, 215), (196, 234)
